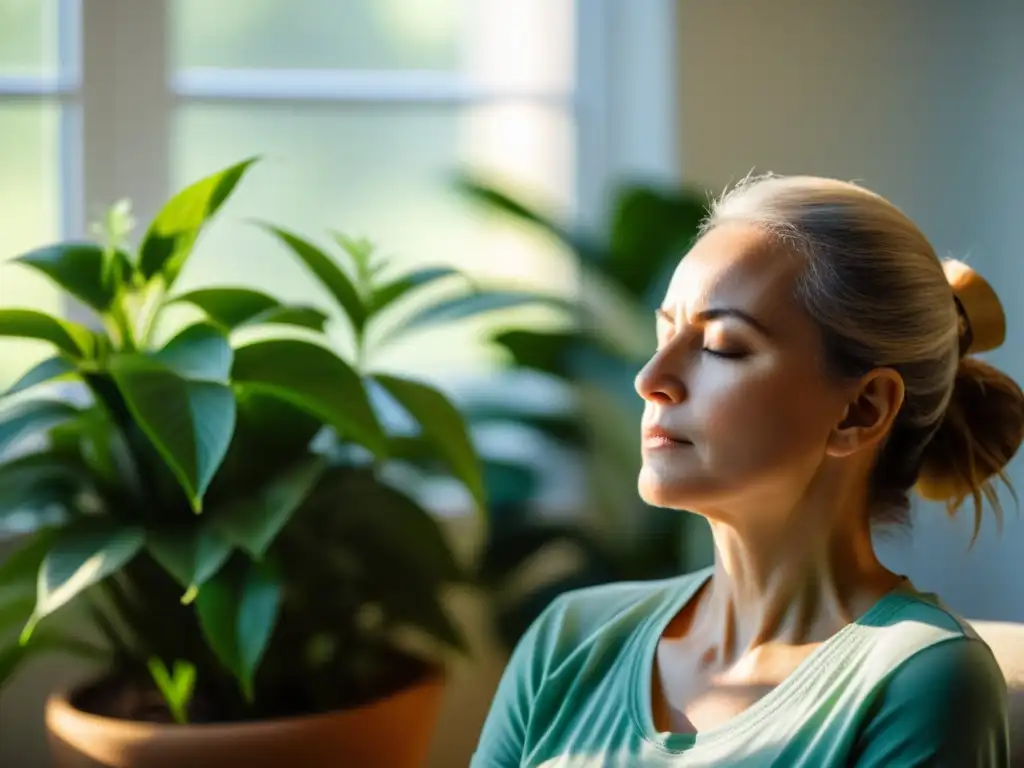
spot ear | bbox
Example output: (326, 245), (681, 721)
(826, 368), (905, 458)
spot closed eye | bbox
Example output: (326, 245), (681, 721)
(703, 347), (747, 359)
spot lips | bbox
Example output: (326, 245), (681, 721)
(642, 425), (691, 448)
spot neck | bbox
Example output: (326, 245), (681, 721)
(693, 479), (900, 659)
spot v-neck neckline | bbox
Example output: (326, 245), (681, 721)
(629, 568), (914, 754)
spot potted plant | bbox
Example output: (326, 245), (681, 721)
(453, 174), (712, 649)
(0, 158), (546, 767)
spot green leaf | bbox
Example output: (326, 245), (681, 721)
(0, 453), (88, 519)
(194, 561), (279, 701)
(316, 469), (463, 583)
(374, 375), (485, 512)
(0, 528), (59, 593)
(492, 329), (577, 378)
(232, 339), (384, 457)
(194, 567), (242, 681)
(1, 628), (107, 687)
(385, 290), (571, 345)
(147, 658), (196, 724)
(2, 356), (76, 398)
(368, 267), (461, 316)
(206, 390), (322, 504)
(20, 525), (144, 643)
(146, 528), (232, 602)
(12, 242), (132, 313)
(256, 224), (367, 332)
(213, 456), (325, 557)
(454, 175), (568, 238)
(139, 157), (258, 288)
(171, 288), (328, 332)
(608, 184), (707, 300)
(455, 174), (606, 265)
(0, 309), (96, 358)
(236, 563), (280, 700)
(153, 322), (233, 383)
(0, 594), (35, 633)
(330, 232), (376, 282)
(109, 356), (236, 511)
(244, 305), (328, 332)
(0, 399), (80, 456)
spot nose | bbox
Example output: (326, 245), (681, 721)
(634, 351), (687, 405)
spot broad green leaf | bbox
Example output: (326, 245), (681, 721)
(147, 658), (196, 724)
(236, 563), (280, 700)
(0, 453), (88, 520)
(492, 329), (577, 378)
(13, 242), (132, 313)
(206, 389), (322, 505)
(454, 175), (567, 238)
(232, 339), (384, 457)
(0, 309), (95, 358)
(139, 157), (258, 288)
(256, 224), (367, 332)
(214, 456), (325, 557)
(2, 356), (76, 398)
(245, 305), (328, 332)
(384, 290), (571, 346)
(368, 267), (461, 316)
(374, 375), (485, 512)
(0, 399), (80, 455)
(20, 525), (144, 643)
(455, 174), (606, 265)
(1, 628), (107, 687)
(608, 184), (706, 300)
(194, 567), (242, 681)
(146, 528), (232, 601)
(109, 356), (236, 511)
(194, 560), (280, 702)
(171, 288), (328, 332)
(315, 469), (463, 583)
(0, 528), (59, 593)
(0, 595), (35, 632)
(153, 323), (233, 383)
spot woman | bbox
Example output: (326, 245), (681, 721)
(471, 174), (1021, 767)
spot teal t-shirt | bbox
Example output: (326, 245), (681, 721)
(472, 568), (1009, 767)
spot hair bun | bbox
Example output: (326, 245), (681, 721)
(943, 260), (1006, 355)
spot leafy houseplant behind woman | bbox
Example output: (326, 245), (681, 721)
(0, 159), (532, 767)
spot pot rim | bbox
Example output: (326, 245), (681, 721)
(47, 669), (446, 735)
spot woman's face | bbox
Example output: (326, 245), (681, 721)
(635, 224), (854, 518)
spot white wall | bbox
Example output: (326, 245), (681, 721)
(677, 0), (1024, 621)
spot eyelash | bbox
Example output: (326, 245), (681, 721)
(702, 347), (745, 360)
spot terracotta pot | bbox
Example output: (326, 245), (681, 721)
(46, 675), (445, 768)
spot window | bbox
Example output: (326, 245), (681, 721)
(1, 0), (678, 392)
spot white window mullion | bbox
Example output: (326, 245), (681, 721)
(56, 0), (83, 240)
(80, 0), (171, 241)
(174, 68), (573, 106)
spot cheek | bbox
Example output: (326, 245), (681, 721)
(698, 362), (834, 471)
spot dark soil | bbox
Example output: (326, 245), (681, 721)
(73, 654), (433, 725)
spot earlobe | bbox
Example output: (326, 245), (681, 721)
(826, 369), (905, 458)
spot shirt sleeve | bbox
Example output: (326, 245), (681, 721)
(850, 636), (1010, 768)
(469, 596), (565, 768)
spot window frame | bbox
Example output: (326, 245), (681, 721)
(1, 0), (679, 240)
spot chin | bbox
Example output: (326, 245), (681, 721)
(638, 465), (708, 510)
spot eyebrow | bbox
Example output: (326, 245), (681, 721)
(656, 306), (772, 337)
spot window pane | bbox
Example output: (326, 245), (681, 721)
(171, 102), (574, 381)
(0, 103), (62, 391)
(0, 0), (60, 75)
(173, 0), (574, 90)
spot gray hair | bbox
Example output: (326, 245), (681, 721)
(703, 174), (1022, 534)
